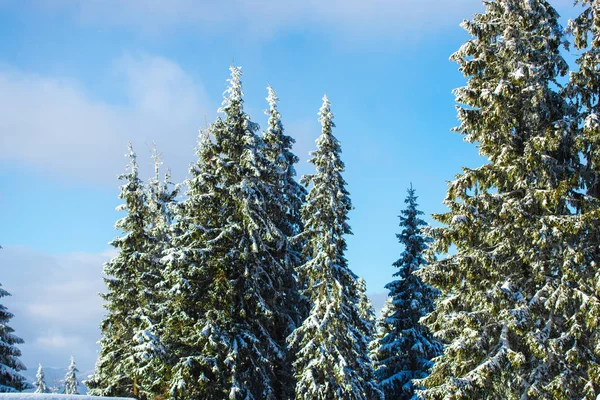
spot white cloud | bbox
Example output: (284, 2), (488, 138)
(36, 334), (82, 349)
(0, 55), (324, 185)
(35, 0), (485, 42)
(0, 54), (213, 184)
(0, 246), (113, 374)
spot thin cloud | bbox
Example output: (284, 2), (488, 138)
(0, 53), (213, 184)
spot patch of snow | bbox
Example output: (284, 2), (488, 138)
(585, 113), (600, 130)
(452, 215), (468, 224)
(0, 395), (133, 400)
(512, 67), (526, 79)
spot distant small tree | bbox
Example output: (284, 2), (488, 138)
(63, 356), (79, 395)
(34, 364), (49, 394)
(357, 277), (376, 336)
(369, 296), (394, 362)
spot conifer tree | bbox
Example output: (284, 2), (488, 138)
(63, 356), (79, 395)
(128, 149), (177, 399)
(0, 283), (29, 392)
(262, 85), (308, 327)
(288, 95), (381, 400)
(211, 65), (294, 399)
(87, 144), (160, 398)
(34, 364), (49, 394)
(371, 186), (441, 399)
(164, 66), (295, 399)
(416, 1), (582, 398)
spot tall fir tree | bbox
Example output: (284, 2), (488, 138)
(63, 356), (79, 395)
(260, 85), (308, 396)
(87, 144), (161, 398)
(34, 364), (49, 394)
(0, 283), (29, 392)
(262, 85), (308, 327)
(210, 65), (294, 399)
(416, 0), (584, 398)
(128, 149), (178, 399)
(163, 66), (295, 399)
(288, 95), (381, 400)
(371, 186), (441, 399)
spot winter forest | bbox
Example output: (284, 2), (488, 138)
(3, 0), (600, 399)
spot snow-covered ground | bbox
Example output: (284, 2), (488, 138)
(0, 395), (132, 399)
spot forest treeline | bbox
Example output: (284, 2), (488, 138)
(3, 0), (600, 399)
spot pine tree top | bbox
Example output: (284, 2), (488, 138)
(220, 65), (244, 112)
(318, 94), (334, 131)
(266, 85), (279, 115)
(67, 356), (78, 373)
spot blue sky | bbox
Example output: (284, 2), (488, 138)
(0, 0), (578, 383)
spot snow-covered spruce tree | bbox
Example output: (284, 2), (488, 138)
(416, 1), (583, 398)
(0, 283), (29, 393)
(261, 86), (308, 396)
(34, 364), (49, 394)
(63, 357), (79, 395)
(128, 149), (178, 399)
(211, 66), (295, 399)
(371, 185), (441, 399)
(262, 85), (308, 327)
(164, 66), (295, 399)
(288, 95), (382, 400)
(87, 144), (161, 398)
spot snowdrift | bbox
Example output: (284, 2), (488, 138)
(0, 395), (133, 399)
